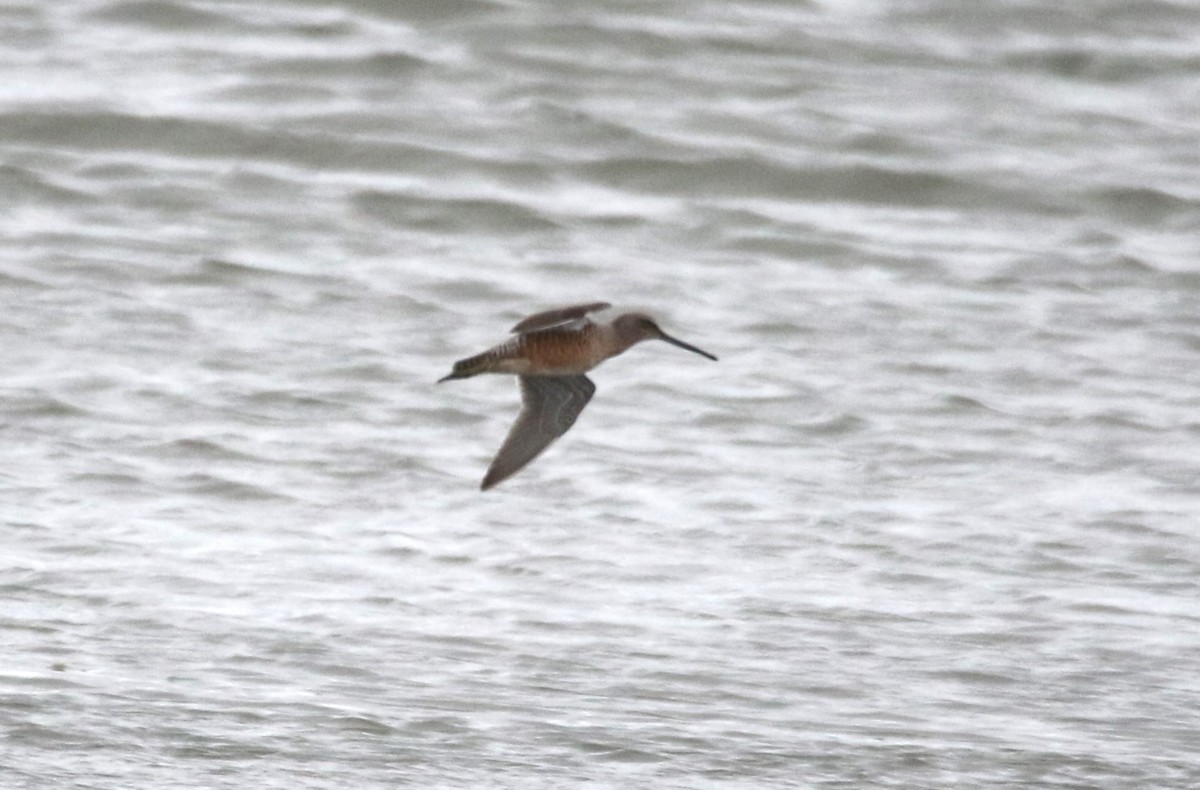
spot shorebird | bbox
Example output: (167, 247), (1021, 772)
(439, 302), (717, 490)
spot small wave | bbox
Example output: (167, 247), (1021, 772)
(7, 393), (89, 419)
(254, 51), (429, 80)
(1091, 185), (1197, 225)
(143, 438), (261, 463)
(0, 165), (96, 207)
(352, 189), (559, 233)
(86, 0), (237, 31)
(170, 258), (346, 288)
(175, 473), (294, 502)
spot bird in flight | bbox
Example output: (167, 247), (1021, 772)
(439, 302), (717, 490)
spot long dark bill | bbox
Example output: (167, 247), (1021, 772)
(660, 332), (718, 361)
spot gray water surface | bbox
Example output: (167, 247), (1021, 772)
(3, 1), (1200, 787)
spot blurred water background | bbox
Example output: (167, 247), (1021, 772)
(3, 0), (1200, 787)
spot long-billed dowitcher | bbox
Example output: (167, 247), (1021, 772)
(439, 302), (717, 490)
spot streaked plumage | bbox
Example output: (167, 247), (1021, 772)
(438, 302), (717, 490)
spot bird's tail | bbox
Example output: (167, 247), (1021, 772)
(437, 352), (491, 382)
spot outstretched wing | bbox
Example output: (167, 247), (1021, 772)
(509, 302), (611, 334)
(481, 375), (596, 490)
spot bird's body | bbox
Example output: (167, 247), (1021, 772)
(438, 302), (717, 490)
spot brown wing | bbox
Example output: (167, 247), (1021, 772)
(480, 374), (595, 490)
(509, 302), (612, 334)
